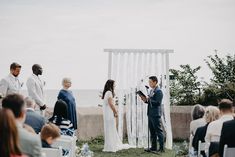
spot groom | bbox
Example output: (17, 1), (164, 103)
(140, 76), (164, 153)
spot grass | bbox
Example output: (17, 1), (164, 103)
(77, 136), (179, 157)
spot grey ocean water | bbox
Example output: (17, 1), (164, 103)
(21, 89), (103, 108)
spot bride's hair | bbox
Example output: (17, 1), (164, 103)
(102, 79), (115, 99)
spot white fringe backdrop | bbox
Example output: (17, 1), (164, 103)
(105, 49), (173, 149)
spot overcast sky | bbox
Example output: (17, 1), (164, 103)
(0, 0), (234, 89)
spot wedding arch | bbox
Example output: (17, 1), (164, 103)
(104, 49), (173, 149)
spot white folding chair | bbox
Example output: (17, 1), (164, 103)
(223, 144), (235, 157)
(61, 135), (77, 157)
(52, 135), (77, 157)
(198, 140), (206, 157)
(42, 147), (63, 157)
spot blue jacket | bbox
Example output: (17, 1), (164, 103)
(25, 109), (46, 134)
(146, 86), (163, 117)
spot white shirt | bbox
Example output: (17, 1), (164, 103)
(26, 74), (44, 107)
(205, 114), (234, 153)
(0, 74), (22, 96)
(189, 118), (206, 148)
(190, 118), (206, 136)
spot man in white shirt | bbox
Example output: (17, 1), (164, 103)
(26, 64), (46, 114)
(205, 99), (234, 156)
(0, 62), (22, 97)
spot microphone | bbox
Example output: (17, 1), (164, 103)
(145, 85), (149, 89)
(145, 85), (150, 97)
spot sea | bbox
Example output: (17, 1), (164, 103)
(21, 89), (103, 108)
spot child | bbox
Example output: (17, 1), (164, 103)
(49, 100), (74, 136)
(41, 123), (61, 148)
(41, 123), (70, 156)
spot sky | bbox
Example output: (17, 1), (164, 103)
(0, 0), (234, 89)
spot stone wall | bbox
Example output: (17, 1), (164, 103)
(170, 106), (193, 140)
(75, 106), (193, 141)
(77, 107), (104, 140)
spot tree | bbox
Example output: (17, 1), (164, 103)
(170, 64), (201, 105)
(202, 52), (235, 105)
(205, 52), (235, 85)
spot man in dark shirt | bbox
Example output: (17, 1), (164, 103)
(219, 118), (235, 157)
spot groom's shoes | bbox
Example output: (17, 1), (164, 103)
(144, 148), (152, 152)
(156, 148), (165, 153)
(144, 148), (159, 154)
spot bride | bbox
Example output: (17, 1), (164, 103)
(102, 79), (131, 152)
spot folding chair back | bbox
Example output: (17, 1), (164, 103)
(223, 145), (235, 157)
(41, 147), (63, 157)
(198, 140), (206, 157)
(52, 135), (77, 157)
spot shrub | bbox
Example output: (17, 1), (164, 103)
(170, 64), (201, 105)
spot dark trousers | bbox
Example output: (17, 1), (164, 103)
(209, 142), (219, 157)
(149, 116), (164, 150)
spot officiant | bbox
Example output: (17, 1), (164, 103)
(57, 78), (78, 130)
(140, 76), (164, 153)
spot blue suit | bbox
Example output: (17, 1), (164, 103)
(146, 86), (164, 150)
(25, 109), (46, 134)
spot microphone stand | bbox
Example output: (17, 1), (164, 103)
(135, 88), (138, 148)
(145, 86), (150, 151)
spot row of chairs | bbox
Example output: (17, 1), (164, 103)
(41, 137), (235, 157)
(41, 135), (77, 157)
(197, 141), (235, 157)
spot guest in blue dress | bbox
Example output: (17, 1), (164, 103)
(57, 78), (77, 130)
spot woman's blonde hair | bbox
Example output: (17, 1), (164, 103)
(204, 106), (220, 123)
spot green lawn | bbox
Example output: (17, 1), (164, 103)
(77, 137), (179, 157)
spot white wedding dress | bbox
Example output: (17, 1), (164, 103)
(103, 91), (131, 152)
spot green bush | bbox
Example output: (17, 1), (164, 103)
(201, 82), (235, 106)
(202, 53), (235, 105)
(170, 52), (235, 106)
(170, 64), (201, 105)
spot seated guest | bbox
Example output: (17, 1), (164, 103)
(24, 97), (46, 134)
(205, 99), (234, 156)
(41, 123), (70, 156)
(190, 104), (206, 136)
(192, 106), (220, 157)
(190, 104), (206, 148)
(218, 100), (235, 157)
(49, 100), (73, 136)
(2, 94), (42, 157)
(41, 123), (61, 148)
(0, 108), (28, 157)
(23, 124), (36, 134)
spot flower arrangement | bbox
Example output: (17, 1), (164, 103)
(75, 143), (94, 157)
(173, 140), (189, 157)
